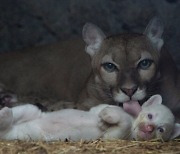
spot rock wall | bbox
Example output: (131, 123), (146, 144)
(0, 0), (180, 66)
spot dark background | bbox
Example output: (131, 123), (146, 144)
(0, 0), (180, 67)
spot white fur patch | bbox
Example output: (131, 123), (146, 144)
(113, 91), (130, 103)
(132, 88), (146, 101)
(113, 87), (146, 103)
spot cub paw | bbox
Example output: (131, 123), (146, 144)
(0, 107), (13, 130)
(99, 106), (121, 124)
(0, 107), (12, 118)
(98, 120), (110, 131)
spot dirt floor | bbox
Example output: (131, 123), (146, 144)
(0, 139), (179, 154)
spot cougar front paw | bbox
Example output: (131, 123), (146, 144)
(99, 106), (121, 124)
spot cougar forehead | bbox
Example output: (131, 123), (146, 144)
(92, 34), (159, 103)
(101, 34), (158, 63)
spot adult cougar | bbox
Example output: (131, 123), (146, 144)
(77, 17), (180, 122)
(0, 18), (179, 122)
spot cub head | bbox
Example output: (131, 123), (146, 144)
(83, 17), (163, 104)
(132, 95), (180, 141)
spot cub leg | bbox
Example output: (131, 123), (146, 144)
(12, 104), (42, 124)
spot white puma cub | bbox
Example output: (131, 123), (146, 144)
(0, 95), (179, 141)
(0, 103), (132, 141)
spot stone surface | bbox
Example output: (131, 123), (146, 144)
(0, 0), (180, 67)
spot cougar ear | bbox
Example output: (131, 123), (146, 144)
(144, 17), (164, 51)
(82, 23), (106, 57)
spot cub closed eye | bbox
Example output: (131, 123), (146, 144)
(138, 59), (153, 70)
(101, 62), (118, 73)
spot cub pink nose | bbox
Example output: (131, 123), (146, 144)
(141, 124), (155, 133)
(146, 125), (154, 132)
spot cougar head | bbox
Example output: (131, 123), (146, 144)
(83, 17), (164, 104)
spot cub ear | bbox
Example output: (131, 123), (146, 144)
(142, 94), (162, 108)
(82, 23), (106, 57)
(170, 123), (180, 140)
(144, 17), (164, 51)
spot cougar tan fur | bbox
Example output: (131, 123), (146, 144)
(0, 39), (92, 109)
(0, 18), (179, 122)
(77, 18), (180, 121)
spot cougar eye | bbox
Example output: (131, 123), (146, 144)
(157, 127), (165, 133)
(102, 62), (118, 73)
(138, 59), (153, 70)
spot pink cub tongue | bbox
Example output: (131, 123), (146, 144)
(123, 101), (142, 117)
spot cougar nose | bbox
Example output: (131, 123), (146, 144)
(121, 86), (138, 97)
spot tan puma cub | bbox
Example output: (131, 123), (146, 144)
(0, 18), (179, 122)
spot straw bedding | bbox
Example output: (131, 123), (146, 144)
(0, 139), (179, 154)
